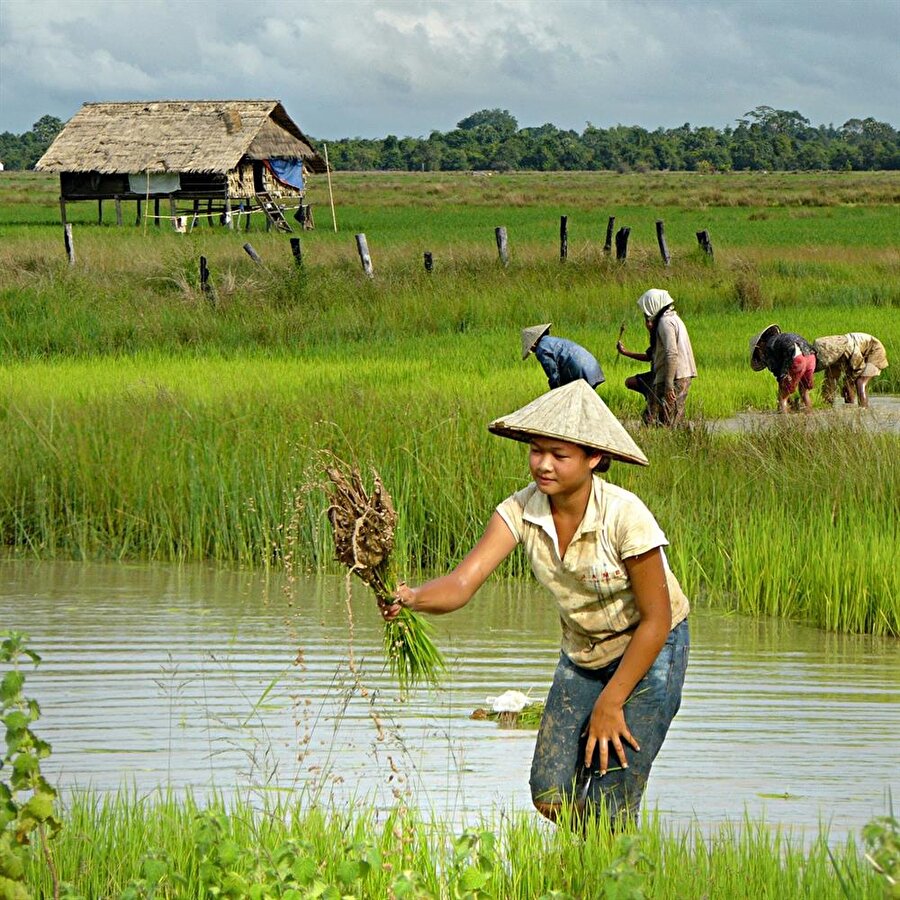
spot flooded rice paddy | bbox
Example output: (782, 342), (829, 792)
(1, 558), (897, 842)
(708, 394), (900, 434)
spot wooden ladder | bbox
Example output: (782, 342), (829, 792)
(255, 191), (293, 232)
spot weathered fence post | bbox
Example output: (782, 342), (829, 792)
(604, 216), (616, 253)
(560, 216), (568, 262)
(423, 251), (433, 273)
(696, 230), (714, 258)
(153, 198), (160, 227)
(615, 226), (631, 260)
(97, 199), (103, 226)
(135, 199), (142, 226)
(243, 242), (263, 265)
(355, 233), (374, 278)
(289, 237), (303, 267)
(656, 220), (671, 266)
(63, 223), (75, 267)
(199, 255), (217, 304)
(495, 226), (509, 266)
(207, 199), (214, 227)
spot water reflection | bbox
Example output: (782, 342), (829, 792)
(1, 558), (897, 840)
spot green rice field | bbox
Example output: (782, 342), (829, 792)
(1, 171), (898, 637)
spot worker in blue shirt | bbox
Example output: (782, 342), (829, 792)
(521, 323), (605, 390)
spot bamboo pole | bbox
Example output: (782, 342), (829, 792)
(324, 143), (337, 233)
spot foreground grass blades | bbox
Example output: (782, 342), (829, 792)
(21, 790), (891, 899)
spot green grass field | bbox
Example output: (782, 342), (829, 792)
(0, 170), (898, 634)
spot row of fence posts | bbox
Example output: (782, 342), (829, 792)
(61, 217), (715, 284)
(348, 218), (712, 278)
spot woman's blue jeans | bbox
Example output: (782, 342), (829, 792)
(530, 619), (689, 828)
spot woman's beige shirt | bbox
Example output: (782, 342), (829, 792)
(496, 479), (690, 669)
(652, 310), (697, 389)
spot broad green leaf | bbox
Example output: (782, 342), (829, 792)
(292, 855), (317, 885)
(21, 791), (54, 822)
(458, 865), (488, 892)
(0, 672), (24, 702)
(337, 858), (361, 885)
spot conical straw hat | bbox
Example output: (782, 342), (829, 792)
(521, 323), (552, 359)
(488, 380), (649, 466)
(749, 323), (780, 371)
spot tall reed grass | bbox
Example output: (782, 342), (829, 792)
(24, 789), (886, 898)
(1, 170), (897, 635)
(1, 356), (897, 635)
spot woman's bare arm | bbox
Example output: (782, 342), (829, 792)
(616, 341), (651, 362)
(381, 512), (517, 619)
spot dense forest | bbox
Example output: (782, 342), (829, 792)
(2, 106), (898, 173)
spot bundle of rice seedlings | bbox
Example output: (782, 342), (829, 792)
(324, 455), (445, 691)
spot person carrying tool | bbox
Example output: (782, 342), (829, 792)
(616, 289), (696, 427)
(521, 324), (605, 390)
(749, 324), (816, 412)
(812, 332), (889, 408)
(380, 381), (690, 831)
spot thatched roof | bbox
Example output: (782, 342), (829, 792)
(36, 100), (326, 174)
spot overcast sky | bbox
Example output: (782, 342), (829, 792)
(1, 0), (898, 138)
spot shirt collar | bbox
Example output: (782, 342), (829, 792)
(522, 479), (603, 554)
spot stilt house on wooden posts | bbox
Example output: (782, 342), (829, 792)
(35, 100), (326, 231)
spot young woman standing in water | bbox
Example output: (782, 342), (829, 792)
(380, 380), (690, 828)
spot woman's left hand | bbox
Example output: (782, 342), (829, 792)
(584, 694), (640, 776)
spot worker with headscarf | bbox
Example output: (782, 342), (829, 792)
(617, 289), (696, 427)
(521, 323), (605, 390)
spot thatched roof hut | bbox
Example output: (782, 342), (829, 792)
(37, 100), (326, 229)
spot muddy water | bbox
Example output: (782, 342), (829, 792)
(709, 394), (900, 434)
(1, 559), (897, 841)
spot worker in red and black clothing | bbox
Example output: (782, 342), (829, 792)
(749, 324), (817, 413)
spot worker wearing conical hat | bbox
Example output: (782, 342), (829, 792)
(749, 324), (817, 412)
(521, 323), (605, 390)
(381, 380), (689, 830)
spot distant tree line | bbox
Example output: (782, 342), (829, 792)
(0, 115), (64, 169)
(2, 106), (897, 173)
(321, 107), (899, 173)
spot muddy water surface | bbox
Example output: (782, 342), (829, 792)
(708, 393), (900, 434)
(1, 559), (897, 841)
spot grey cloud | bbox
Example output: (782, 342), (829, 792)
(1, 0), (896, 138)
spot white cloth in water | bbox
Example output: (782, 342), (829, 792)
(487, 690), (533, 713)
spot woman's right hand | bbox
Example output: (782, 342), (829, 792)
(616, 341), (626, 355)
(379, 582), (415, 621)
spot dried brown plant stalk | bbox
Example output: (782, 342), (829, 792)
(323, 454), (444, 691)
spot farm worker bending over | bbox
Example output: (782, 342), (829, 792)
(522, 323), (605, 390)
(380, 380), (690, 830)
(812, 333), (889, 408)
(616, 289), (696, 427)
(749, 324), (816, 413)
